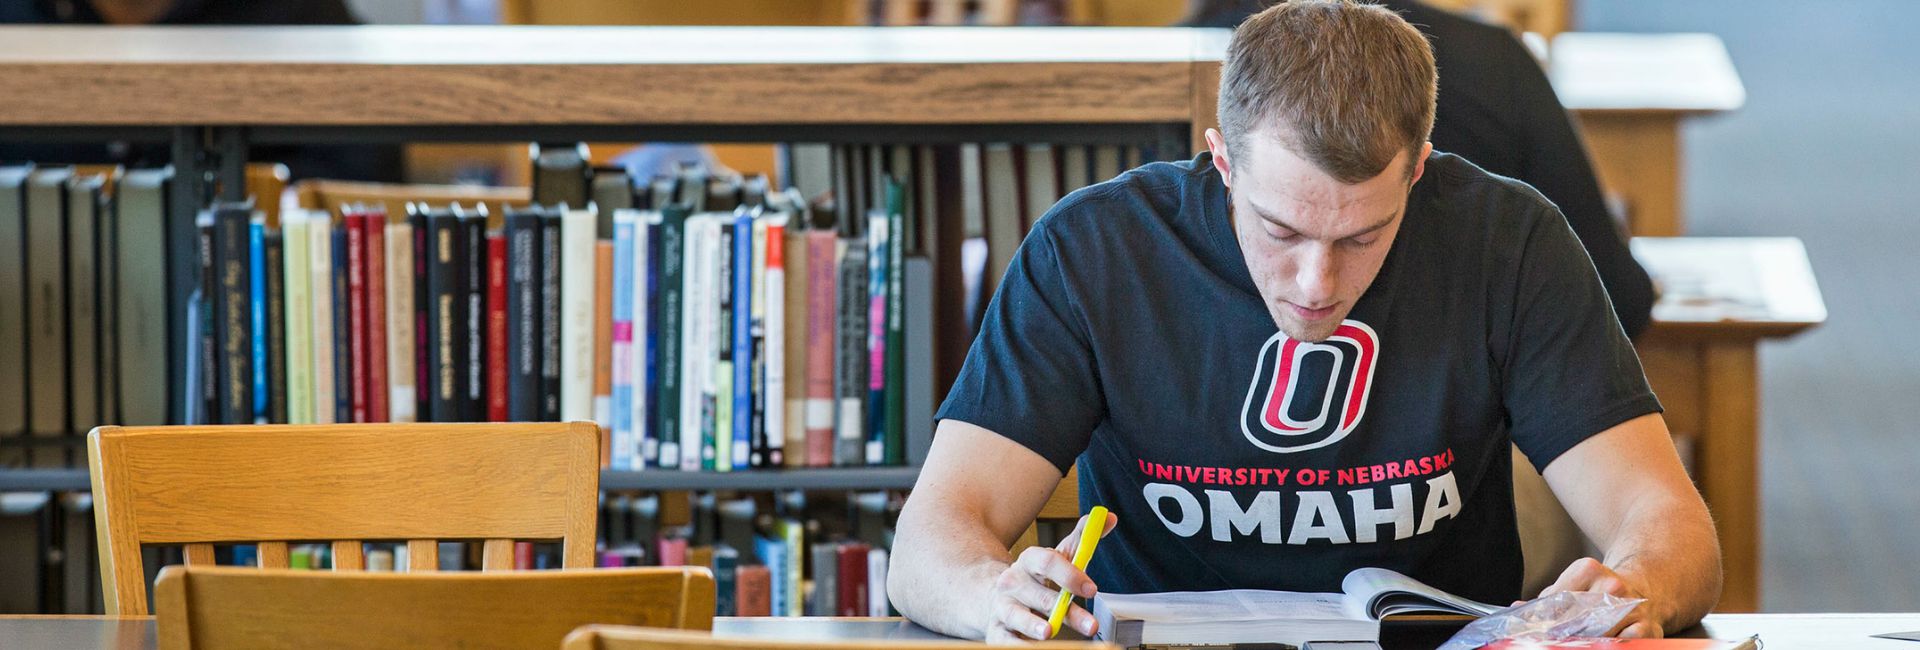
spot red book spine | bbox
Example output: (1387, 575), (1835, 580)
(736, 565), (772, 617)
(366, 212), (390, 422)
(835, 542), (870, 616)
(344, 211), (370, 423)
(486, 235), (509, 422)
(513, 541), (534, 570)
(804, 231), (838, 466)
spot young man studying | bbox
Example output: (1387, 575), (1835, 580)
(888, 0), (1720, 642)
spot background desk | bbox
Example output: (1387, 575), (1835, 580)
(6, 614), (1916, 649)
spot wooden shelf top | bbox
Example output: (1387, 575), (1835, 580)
(1551, 32), (1747, 115)
(0, 25), (1229, 127)
(1638, 237), (1827, 340)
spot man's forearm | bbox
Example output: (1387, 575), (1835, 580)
(887, 506), (1014, 639)
(1606, 498), (1723, 631)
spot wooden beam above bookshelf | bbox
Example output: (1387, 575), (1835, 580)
(0, 26), (1230, 128)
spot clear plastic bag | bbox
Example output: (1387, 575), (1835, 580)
(1436, 591), (1646, 650)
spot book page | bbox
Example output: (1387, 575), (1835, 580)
(1096, 589), (1355, 624)
(1341, 567), (1502, 619)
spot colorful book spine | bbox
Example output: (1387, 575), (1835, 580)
(249, 218), (270, 423)
(283, 211), (313, 424)
(214, 205), (255, 426)
(385, 221), (417, 423)
(329, 226), (353, 423)
(559, 206), (597, 423)
(610, 210), (637, 470)
(424, 210), (461, 422)
(345, 210), (369, 423)
(680, 215), (718, 472)
(193, 211), (214, 426)
(781, 218), (808, 468)
(731, 210), (754, 471)
(884, 183), (908, 465)
(486, 234), (508, 422)
(803, 230), (838, 466)
(633, 210), (653, 467)
(593, 240), (615, 434)
(365, 211), (389, 423)
(713, 217), (734, 472)
(759, 217), (786, 468)
(866, 212), (890, 464)
(735, 564), (771, 617)
(653, 207), (685, 469)
(836, 542), (871, 616)
(308, 213), (335, 424)
(504, 209), (543, 422)
(754, 536), (788, 617)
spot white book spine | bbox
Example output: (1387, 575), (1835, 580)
(867, 548), (890, 616)
(282, 212), (312, 425)
(385, 222), (417, 423)
(763, 218), (785, 458)
(678, 216), (715, 472)
(558, 206), (597, 422)
(308, 213), (336, 424)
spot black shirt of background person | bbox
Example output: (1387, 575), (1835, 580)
(0, 0), (404, 184)
(1184, 0), (1655, 338)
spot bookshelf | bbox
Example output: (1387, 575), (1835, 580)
(0, 25), (1228, 492)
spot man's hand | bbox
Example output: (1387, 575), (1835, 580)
(984, 512), (1120, 642)
(1533, 557), (1664, 638)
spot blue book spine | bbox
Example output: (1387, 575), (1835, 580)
(731, 213), (754, 471)
(865, 215), (889, 464)
(610, 214), (636, 471)
(755, 536), (787, 616)
(644, 214), (664, 467)
(248, 220), (270, 423)
(331, 227), (353, 423)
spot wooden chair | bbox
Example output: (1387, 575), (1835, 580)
(87, 422), (601, 615)
(157, 565), (714, 650)
(563, 625), (1118, 650)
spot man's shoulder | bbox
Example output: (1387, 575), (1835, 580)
(1419, 151), (1564, 226)
(1030, 155), (1215, 240)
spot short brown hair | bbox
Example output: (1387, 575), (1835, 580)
(1216, 0), (1437, 183)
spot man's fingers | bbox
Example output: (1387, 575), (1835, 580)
(995, 596), (1052, 640)
(1017, 546), (1097, 598)
(1053, 512), (1125, 554)
(999, 568), (1069, 614)
(1542, 557), (1609, 596)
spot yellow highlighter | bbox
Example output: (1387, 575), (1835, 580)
(1047, 505), (1110, 638)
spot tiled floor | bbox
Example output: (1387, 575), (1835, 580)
(1581, 0), (1920, 612)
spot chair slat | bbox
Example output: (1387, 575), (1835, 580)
(332, 540), (365, 571)
(184, 544), (216, 566)
(258, 541), (290, 568)
(482, 538), (516, 571)
(408, 539), (439, 572)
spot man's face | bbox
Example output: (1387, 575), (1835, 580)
(1207, 128), (1430, 342)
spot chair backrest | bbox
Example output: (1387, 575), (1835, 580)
(157, 565), (714, 650)
(563, 625), (1117, 650)
(88, 422), (602, 615)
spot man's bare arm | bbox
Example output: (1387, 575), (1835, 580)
(887, 419), (1111, 641)
(1540, 413), (1722, 636)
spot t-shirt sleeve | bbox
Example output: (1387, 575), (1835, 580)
(1500, 205), (1663, 471)
(935, 224), (1103, 473)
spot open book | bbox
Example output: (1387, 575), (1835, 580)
(1092, 568), (1501, 648)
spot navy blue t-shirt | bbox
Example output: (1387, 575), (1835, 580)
(935, 151), (1660, 604)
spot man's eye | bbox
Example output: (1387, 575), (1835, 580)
(1266, 227), (1297, 241)
(1344, 236), (1377, 247)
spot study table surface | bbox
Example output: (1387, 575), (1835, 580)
(3, 613), (1915, 649)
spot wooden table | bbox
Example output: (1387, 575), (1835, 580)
(4, 613), (1914, 649)
(1552, 33), (1747, 237)
(1632, 237), (1827, 613)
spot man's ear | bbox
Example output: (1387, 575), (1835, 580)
(1205, 128), (1234, 189)
(1409, 141), (1434, 186)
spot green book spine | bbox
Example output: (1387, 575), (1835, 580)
(884, 177), (907, 466)
(654, 205), (688, 469)
(283, 213), (313, 424)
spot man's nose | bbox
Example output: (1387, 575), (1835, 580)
(1294, 245), (1337, 304)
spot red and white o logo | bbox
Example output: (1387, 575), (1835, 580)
(1239, 320), (1379, 454)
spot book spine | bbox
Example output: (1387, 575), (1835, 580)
(308, 215), (335, 424)
(248, 218), (269, 423)
(781, 223), (807, 468)
(835, 237), (868, 466)
(755, 536), (786, 616)
(809, 542), (838, 616)
(462, 213), (487, 421)
(345, 211), (369, 422)
(215, 206), (255, 426)
(803, 230), (837, 467)
(198, 214), (217, 427)
(504, 211), (542, 421)
(610, 211), (636, 470)
(634, 211), (653, 467)
(24, 171), (68, 442)
(836, 542), (870, 616)
(386, 222), (418, 423)
(736, 564), (771, 617)
(538, 212), (563, 420)
(761, 219), (785, 468)
(867, 547), (890, 616)
(411, 211), (429, 421)
(266, 229), (288, 424)
(0, 167), (30, 440)
(593, 239), (615, 433)
(282, 213), (312, 424)
(779, 519), (804, 616)
(365, 213), (389, 423)
(680, 216), (716, 472)
(655, 207), (686, 469)
(559, 207), (597, 423)
(68, 181), (102, 434)
(866, 213), (889, 465)
(713, 219), (733, 472)
(486, 234), (508, 422)
(885, 197), (907, 465)
(425, 212), (461, 422)
(329, 226), (353, 423)
(731, 212), (754, 471)
(713, 546), (738, 617)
